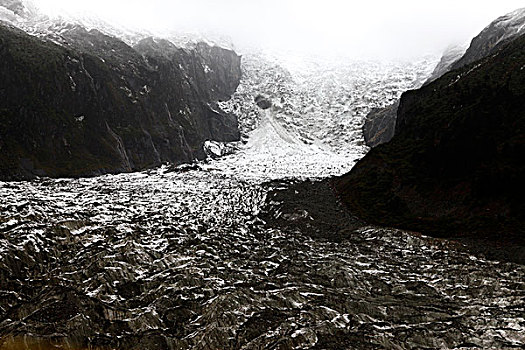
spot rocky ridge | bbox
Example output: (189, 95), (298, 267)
(336, 31), (525, 244)
(0, 1), (242, 180)
(450, 7), (525, 71)
(363, 8), (525, 148)
(363, 44), (466, 149)
(425, 44), (468, 85)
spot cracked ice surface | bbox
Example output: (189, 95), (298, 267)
(0, 53), (524, 349)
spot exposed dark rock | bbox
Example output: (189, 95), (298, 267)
(364, 8), (525, 149)
(450, 7), (525, 71)
(0, 24), (241, 180)
(254, 94), (272, 110)
(425, 44), (467, 84)
(362, 101), (398, 147)
(164, 163), (202, 173)
(336, 33), (525, 244)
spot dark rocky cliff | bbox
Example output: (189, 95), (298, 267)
(362, 101), (398, 148)
(336, 33), (525, 242)
(363, 45), (464, 148)
(425, 44), (467, 85)
(450, 8), (525, 71)
(363, 8), (525, 149)
(0, 24), (241, 180)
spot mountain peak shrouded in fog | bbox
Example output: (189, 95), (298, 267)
(7, 0), (524, 59)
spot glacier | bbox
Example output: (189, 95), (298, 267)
(0, 1), (524, 349)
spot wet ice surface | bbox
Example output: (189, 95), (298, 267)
(1, 171), (524, 349)
(1, 55), (524, 349)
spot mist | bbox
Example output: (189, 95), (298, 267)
(35, 0), (525, 59)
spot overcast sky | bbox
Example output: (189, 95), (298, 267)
(35, 0), (525, 59)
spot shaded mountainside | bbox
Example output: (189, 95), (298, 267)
(450, 7), (525, 71)
(425, 44), (467, 85)
(0, 24), (241, 180)
(363, 8), (525, 148)
(336, 33), (525, 243)
(362, 101), (398, 148)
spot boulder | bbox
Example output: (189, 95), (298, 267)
(254, 94), (272, 110)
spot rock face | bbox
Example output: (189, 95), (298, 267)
(336, 33), (525, 242)
(0, 24), (241, 180)
(363, 8), (525, 149)
(425, 44), (467, 84)
(450, 7), (525, 71)
(362, 101), (398, 148)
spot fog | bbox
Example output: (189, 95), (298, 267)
(35, 0), (525, 59)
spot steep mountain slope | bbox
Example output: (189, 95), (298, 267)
(0, 0), (37, 19)
(425, 44), (467, 84)
(362, 101), (398, 148)
(451, 7), (525, 70)
(0, 23), (241, 180)
(336, 33), (525, 242)
(363, 8), (525, 148)
(0, 0), (147, 45)
(0, 0), (24, 14)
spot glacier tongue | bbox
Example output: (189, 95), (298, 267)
(214, 51), (438, 181)
(0, 13), (523, 350)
